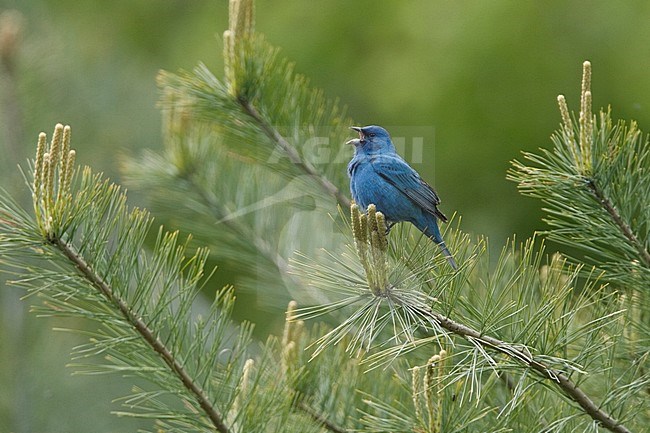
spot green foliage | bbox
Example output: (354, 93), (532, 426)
(0, 1), (648, 433)
(0, 124), (297, 433)
(510, 70), (650, 288)
(123, 0), (355, 311)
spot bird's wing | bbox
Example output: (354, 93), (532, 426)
(372, 155), (448, 222)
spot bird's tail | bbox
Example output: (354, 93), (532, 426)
(435, 238), (458, 270)
(417, 217), (458, 270)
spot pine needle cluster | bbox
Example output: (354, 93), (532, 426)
(510, 62), (650, 288)
(3, 124), (301, 432)
(124, 0), (353, 304)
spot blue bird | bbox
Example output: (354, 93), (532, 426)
(347, 125), (457, 270)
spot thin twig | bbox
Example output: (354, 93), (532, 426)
(420, 308), (632, 433)
(239, 99), (351, 209)
(297, 401), (348, 433)
(52, 237), (232, 433)
(586, 178), (650, 267)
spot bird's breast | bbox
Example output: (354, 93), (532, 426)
(350, 163), (389, 207)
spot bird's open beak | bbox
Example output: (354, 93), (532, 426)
(347, 126), (363, 145)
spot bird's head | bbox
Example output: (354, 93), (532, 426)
(347, 125), (395, 154)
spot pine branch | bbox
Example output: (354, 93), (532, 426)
(586, 178), (650, 267)
(423, 306), (631, 433)
(2, 124), (304, 432)
(154, 0), (354, 215)
(406, 249), (629, 433)
(132, 0), (357, 304)
(297, 401), (348, 433)
(506, 66), (648, 430)
(122, 113), (318, 303)
(294, 205), (639, 432)
(509, 61), (650, 285)
(238, 96), (351, 210)
(52, 236), (231, 433)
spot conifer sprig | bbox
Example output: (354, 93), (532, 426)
(129, 0), (355, 303)
(1, 125), (290, 433)
(156, 0), (353, 210)
(295, 212), (634, 432)
(122, 104), (324, 305)
(510, 61), (650, 283)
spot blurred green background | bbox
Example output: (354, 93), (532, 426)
(1, 0), (649, 431)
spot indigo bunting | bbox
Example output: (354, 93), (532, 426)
(347, 125), (457, 270)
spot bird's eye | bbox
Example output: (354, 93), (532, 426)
(368, 133), (376, 137)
